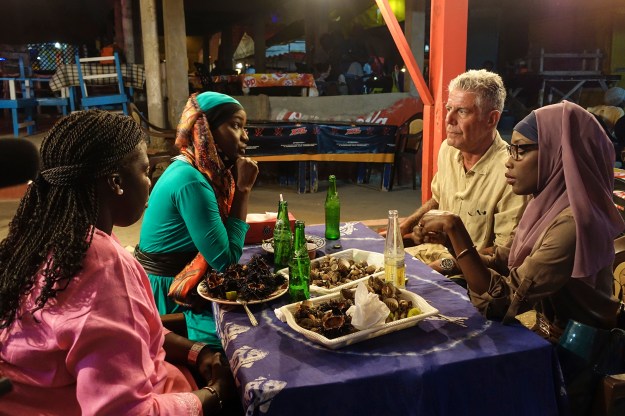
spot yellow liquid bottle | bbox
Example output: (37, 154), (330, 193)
(384, 209), (406, 289)
(384, 257), (406, 289)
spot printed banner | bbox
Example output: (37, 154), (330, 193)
(316, 124), (397, 154)
(245, 123), (318, 156)
(242, 73), (316, 89)
(274, 96), (423, 127)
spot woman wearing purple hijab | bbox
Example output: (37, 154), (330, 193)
(419, 100), (624, 413)
(420, 100), (623, 336)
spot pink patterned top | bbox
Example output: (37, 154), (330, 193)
(0, 229), (202, 415)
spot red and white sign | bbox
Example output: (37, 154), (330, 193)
(274, 96), (423, 127)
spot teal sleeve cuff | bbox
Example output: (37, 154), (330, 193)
(226, 217), (250, 248)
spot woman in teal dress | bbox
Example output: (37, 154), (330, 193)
(136, 91), (259, 348)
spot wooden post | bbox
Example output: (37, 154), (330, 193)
(139, 0), (165, 128)
(426, 0), (468, 201)
(375, 0), (467, 202)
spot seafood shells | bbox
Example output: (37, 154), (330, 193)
(310, 256), (383, 289)
(293, 276), (417, 338)
(203, 255), (287, 301)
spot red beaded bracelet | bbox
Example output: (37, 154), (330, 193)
(187, 342), (208, 367)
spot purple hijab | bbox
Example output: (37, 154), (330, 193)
(508, 101), (624, 286)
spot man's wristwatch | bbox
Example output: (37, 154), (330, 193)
(440, 257), (455, 273)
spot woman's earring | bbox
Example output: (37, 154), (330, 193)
(117, 188), (124, 196)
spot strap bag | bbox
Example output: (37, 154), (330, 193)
(168, 253), (210, 308)
(134, 247), (208, 309)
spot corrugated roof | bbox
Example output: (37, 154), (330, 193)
(234, 37), (306, 60)
(266, 40), (305, 57)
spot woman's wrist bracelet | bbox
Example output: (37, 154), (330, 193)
(187, 342), (208, 367)
(202, 386), (224, 412)
(455, 245), (477, 260)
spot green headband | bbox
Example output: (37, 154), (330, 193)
(196, 91), (241, 112)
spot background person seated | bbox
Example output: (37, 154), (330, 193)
(344, 59), (364, 95)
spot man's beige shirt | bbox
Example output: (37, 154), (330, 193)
(410, 133), (529, 262)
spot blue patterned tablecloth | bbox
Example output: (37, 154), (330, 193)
(215, 222), (564, 416)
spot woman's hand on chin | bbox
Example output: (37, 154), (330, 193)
(235, 157), (259, 192)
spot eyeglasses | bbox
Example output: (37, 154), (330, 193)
(506, 143), (538, 161)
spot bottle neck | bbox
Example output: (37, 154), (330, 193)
(387, 212), (398, 226)
(278, 202), (289, 219)
(327, 180), (337, 198)
(385, 212), (403, 253)
(293, 225), (306, 249)
(389, 215), (398, 226)
(326, 185), (339, 198)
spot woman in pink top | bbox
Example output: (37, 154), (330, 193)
(0, 110), (236, 415)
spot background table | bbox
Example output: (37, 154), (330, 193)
(242, 73), (318, 96)
(246, 122), (397, 193)
(49, 63), (145, 92)
(538, 74), (621, 106)
(214, 222), (565, 416)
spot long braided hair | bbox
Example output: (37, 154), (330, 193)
(0, 110), (146, 329)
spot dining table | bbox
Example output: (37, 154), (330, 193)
(49, 63), (145, 93)
(242, 73), (318, 97)
(212, 222), (566, 416)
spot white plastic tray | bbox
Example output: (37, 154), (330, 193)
(279, 288), (439, 349)
(277, 248), (385, 295)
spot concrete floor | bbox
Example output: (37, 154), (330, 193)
(0, 178), (421, 249)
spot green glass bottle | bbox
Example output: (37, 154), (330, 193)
(273, 200), (292, 271)
(288, 220), (311, 301)
(324, 175), (340, 240)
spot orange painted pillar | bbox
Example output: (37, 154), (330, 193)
(375, 0), (467, 203)
(425, 0), (468, 201)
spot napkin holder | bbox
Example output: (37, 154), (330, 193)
(244, 212), (296, 244)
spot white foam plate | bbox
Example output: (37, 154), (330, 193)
(279, 288), (439, 349)
(276, 248), (385, 295)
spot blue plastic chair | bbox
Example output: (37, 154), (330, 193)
(74, 52), (129, 115)
(33, 78), (75, 116)
(0, 56), (37, 136)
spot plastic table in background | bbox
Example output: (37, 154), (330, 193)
(242, 73), (318, 96)
(49, 63), (145, 93)
(213, 222), (565, 416)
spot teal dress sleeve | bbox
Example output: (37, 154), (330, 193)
(175, 178), (249, 273)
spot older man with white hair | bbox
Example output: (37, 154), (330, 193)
(383, 70), (529, 286)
